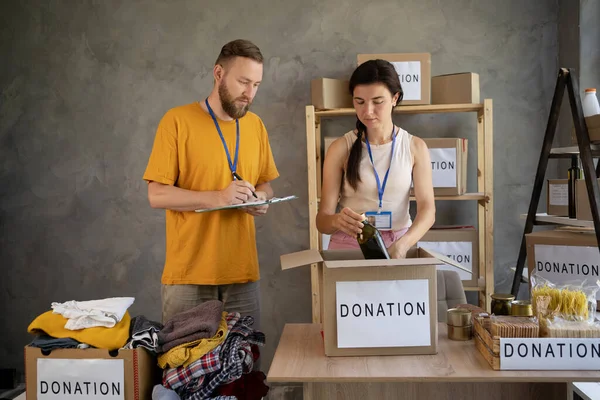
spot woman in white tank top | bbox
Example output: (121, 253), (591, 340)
(316, 60), (436, 258)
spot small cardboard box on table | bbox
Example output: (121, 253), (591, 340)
(281, 247), (464, 357)
(24, 346), (158, 400)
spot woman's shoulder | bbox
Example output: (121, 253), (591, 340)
(324, 131), (354, 158)
(408, 134), (428, 154)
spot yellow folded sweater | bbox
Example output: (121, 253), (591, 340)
(158, 312), (228, 369)
(28, 310), (131, 350)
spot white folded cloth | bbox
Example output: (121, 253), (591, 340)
(51, 297), (135, 330)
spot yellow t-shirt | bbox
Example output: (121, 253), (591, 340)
(143, 103), (279, 285)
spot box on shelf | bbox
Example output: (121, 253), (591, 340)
(547, 179), (569, 217)
(576, 178), (600, 221)
(525, 230), (600, 303)
(570, 114), (600, 144)
(281, 247), (449, 356)
(25, 346), (159, 400)
(357, 53), (431, 105)
(431, 73), (480, 104)
(311, 78), (353, 110)
(411, 138), (468, 196)
(417, 226), (478, 287)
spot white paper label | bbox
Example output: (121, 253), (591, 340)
(429, 148), (457, 187)
(37, 358), (125, 399)
(549, 183), (568, 206)
(336, 279), (431, 348)
(418, 241), (473, 280)
(500, 338), (600, 370)
(533, 244), (600, 299)
(391, 61), (422, 101)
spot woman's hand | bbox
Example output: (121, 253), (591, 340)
(332, 207), (365, 237)
(389, 238), (410, 259)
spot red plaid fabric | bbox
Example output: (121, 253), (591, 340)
(183, 315), (265, 400)
(162, 312), (240, 390)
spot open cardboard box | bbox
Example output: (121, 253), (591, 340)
(281, 247), (470, 357)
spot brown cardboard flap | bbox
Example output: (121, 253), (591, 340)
(324, 258), (440, 269)
(280, 249), (323, 270)
(419, 247), (472, 275)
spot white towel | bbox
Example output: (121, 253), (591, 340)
(51, 297), (135, 330)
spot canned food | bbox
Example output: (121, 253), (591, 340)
(447, 324), (473, 341)
(447, 308), (472, 327)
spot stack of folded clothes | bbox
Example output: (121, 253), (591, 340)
(151, 301), (269, 400)
(27, 297), (135, 350)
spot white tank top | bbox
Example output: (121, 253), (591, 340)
(339, 127), (413, 230)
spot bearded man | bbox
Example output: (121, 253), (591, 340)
(143, 39), (279, 328)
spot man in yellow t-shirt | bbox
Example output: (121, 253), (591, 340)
(143, 39), (279, 330)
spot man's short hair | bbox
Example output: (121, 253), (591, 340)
(215, 39), (263, 66)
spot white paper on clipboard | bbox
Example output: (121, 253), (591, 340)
(195, 195), (298, 213)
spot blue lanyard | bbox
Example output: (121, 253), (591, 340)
(365, 126), (397, 210)
(205, 98), (239, 176)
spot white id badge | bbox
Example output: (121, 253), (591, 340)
(365, 211), (392, 230)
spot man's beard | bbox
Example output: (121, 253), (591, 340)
(219, 81), (251, 119)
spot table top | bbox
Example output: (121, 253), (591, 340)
(267, 323), (600, 383)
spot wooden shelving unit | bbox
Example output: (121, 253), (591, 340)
(305, 101), (495, 323)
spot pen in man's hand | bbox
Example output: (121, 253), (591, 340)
(232, 172), (258, 198)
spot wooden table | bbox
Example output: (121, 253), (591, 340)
(267, 323), (600, 400)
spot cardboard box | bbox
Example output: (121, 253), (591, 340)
(431, 73), (480, 104)
(357, 53), (431, 105)
(417, 226), (478, 287)
(570, 114), (600, 144)
(412, 138), (468, 195)
(280, 247), (455, 357)
(25, 346), (158, 400)
(547, 179), (569, 217)
(576, 178), (600, 221)
(311, 78), (353, 110)
(526, 230), (600, 302)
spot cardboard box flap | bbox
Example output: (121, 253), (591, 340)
(433, 72), (476, 77)
(419, 247), (472, 275)
(324, 258), (439, 269)
(280, 249), (323, 270)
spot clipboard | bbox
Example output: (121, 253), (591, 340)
(194, 195), (298, 213)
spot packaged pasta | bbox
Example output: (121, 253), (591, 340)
(530, 270), (599, 322)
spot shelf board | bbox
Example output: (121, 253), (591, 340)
(314, 103), (484, 117)
(412, 192), (487, 201)
(464, 286), (485, 292)
(520, 213), (594, 228)
(316, 192), (486, 203)
(550, 144), (600, 158)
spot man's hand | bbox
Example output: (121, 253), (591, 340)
(242, 191), (269, 216)
(219, 180), (256, 205)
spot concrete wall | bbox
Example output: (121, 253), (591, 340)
(581, 0), (600, 93)
(1, 0), (559, 396)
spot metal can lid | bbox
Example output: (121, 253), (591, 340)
(491, 293), (515, 300)
(447, 308), (471, 315)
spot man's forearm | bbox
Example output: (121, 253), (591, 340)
(148, 182), (223, 212)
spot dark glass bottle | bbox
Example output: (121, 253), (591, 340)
(357, 219), (391, 259)
(568, 154), (580, 219)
